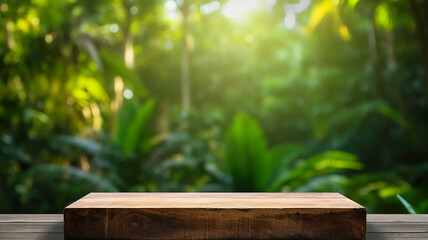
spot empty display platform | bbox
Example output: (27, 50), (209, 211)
(64, 192), (366, 239)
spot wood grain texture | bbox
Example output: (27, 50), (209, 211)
(64, 192), (366, 240)
(66, 192), (363, 209)
(1, 214), (428, 240)
(0, 214), (63, 240)
(0, 214), (62, 223)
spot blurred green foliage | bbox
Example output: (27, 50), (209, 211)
(1, 0), (428, 213)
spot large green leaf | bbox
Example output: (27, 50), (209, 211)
(375, 3), (394, 30)
(347, 0), (360, 9)
(50, 135), (102, 155)
(292, 174), (348, 192)
(121, 99), (156, 155)
(324, 101), (410, 133)
(224, 113), (269, 191)
(114, 99), (138, 146)
(100, 49), (147, 98)
(267, 143), (306, 188)
(306, 0), (332, 34)
(20, 165), (117, 192)
(269, 151), (362, 191)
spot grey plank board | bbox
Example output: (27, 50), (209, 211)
(367, 232), (428, 239)
(368, 214), (428, 223)
(367, 223), (428, 233)
(0, 214), (428, 239)
(0, 232), (63, 240)
(0, 223), (63, 233)
(0, 215), (62, 223)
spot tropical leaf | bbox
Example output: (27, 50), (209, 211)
(114, 99), (138, 146)
(122, 99), (156, 155)
(269, 151), (361, 191)
(224, 114), (360, 193)
(267, 143), (306, 187)
(224, 112), (269, 191)
(50, 135), (102, 155)
(347, 0), (360, 9)
(293, 174), (348, 192)
(20, 165), (117, 191)
(346, 172), (411, 202)
(100, 49), (147, 98)
(306, 0), (332, 34)
(375, 3), (394, 30)
(324, 100), (410, 133)
(68, 76), (110, 104)
(269, 143), (306, 171)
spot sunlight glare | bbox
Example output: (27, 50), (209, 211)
(263, 0), (276, 8)
(200, 1), (221, 15)
(283, 0), (311, 29)
(130, 6), (139, 15)
(284, 13), (296, 29)
(109, 24), (119, 33)
(165, 0), (179, 21)
(123, 89), (134, 99)
(294, 0), (311, 13)
(0, 3), (8, 12)
(222, 0), (259, 19)
(263, 0), (276, 11)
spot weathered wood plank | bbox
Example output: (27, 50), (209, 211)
(64, 192), (366, 240)
(0, 232), (63, 240)
(0, 223), (63, 233)
(368, 214), (428, 223)
(0, 214), (62, 223)
(367, 223), (428, 232)
(367, 232), (428, 239)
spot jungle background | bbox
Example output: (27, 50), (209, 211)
(1, 0), (428, 214)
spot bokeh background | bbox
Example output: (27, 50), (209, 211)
(1, 0), (428, 214)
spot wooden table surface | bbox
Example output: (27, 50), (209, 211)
(65, 192), (364, 208)
(64, 192), (366, 240)
(64, 192), (366, 239)
(0, 214), (427, 239)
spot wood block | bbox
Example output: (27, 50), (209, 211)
(64, 192), (366, 240)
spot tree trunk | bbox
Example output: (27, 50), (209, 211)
(409, 0), (428, 95)
(123, 0), (134, 69)
(367, 11), (383, 99)
(180, 1), (191, 116)
(386, 30), (396, 71)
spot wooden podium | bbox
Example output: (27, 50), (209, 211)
(64, 192), (366, 239)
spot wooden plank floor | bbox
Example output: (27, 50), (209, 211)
(0, 214), (427, 239)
